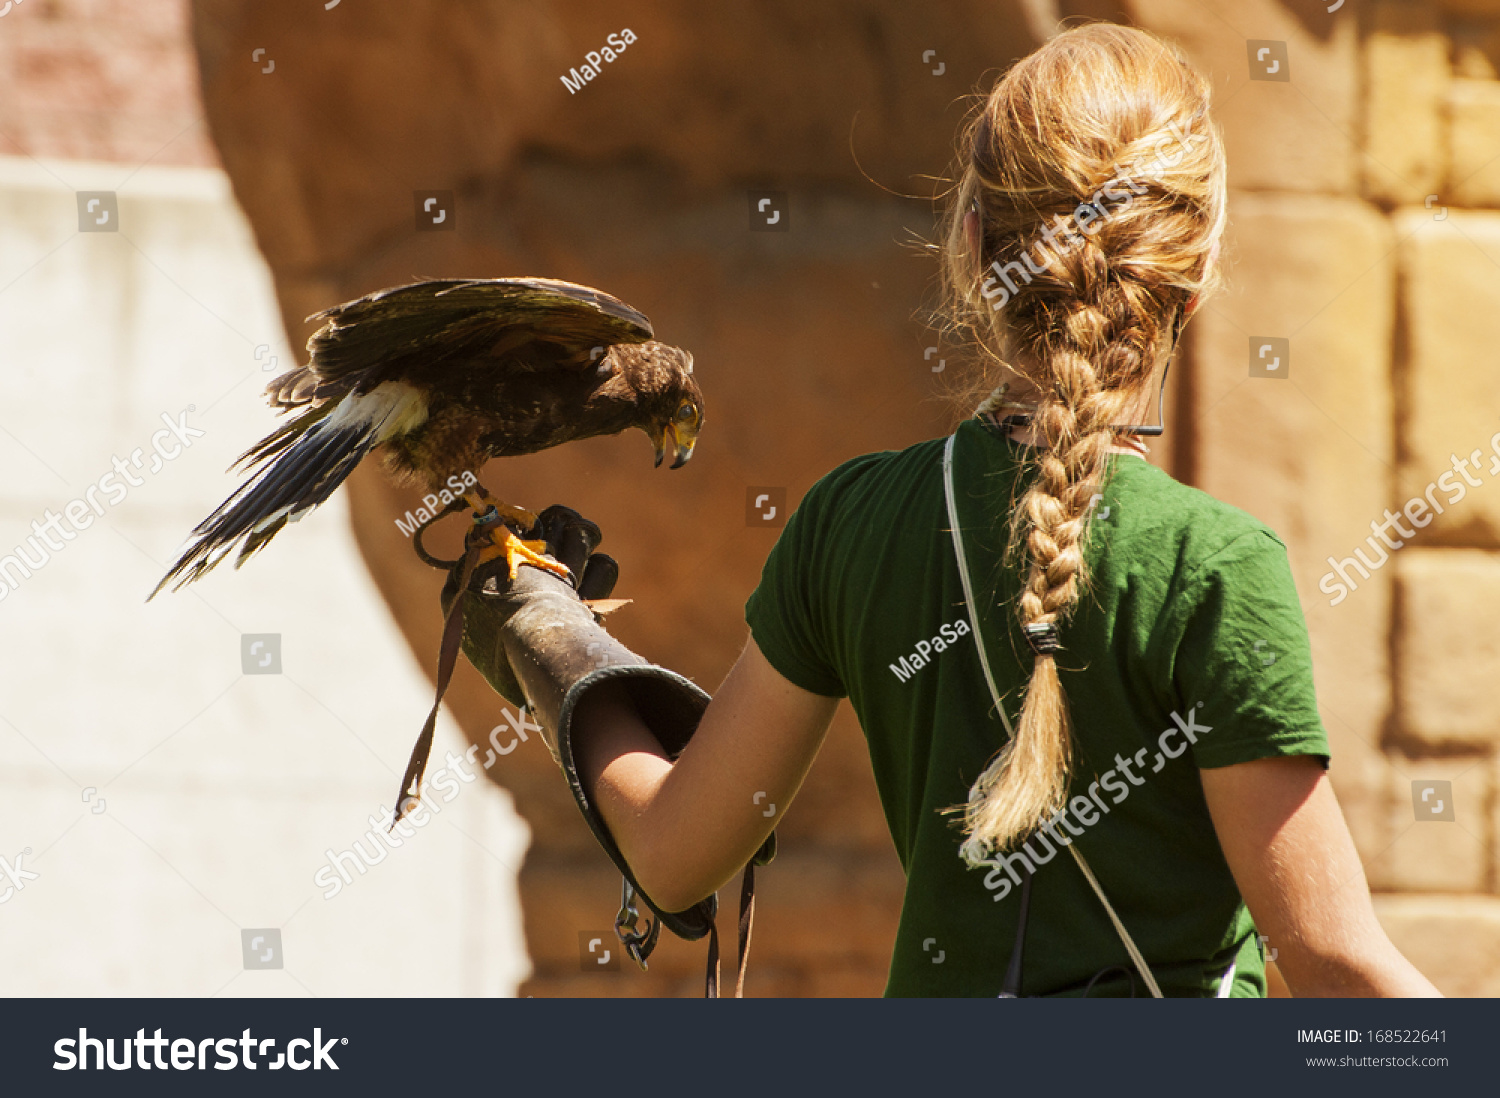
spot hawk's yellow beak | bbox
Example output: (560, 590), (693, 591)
(651, 414), (700, 469)
(667, 420), (697, 469)
(652, 422), (698, 468)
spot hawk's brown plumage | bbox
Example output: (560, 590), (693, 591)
(151, 277), (703, 597)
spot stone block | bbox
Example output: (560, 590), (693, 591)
(1333, 748), (1402, 890)
(1451, 79), (1500, 206)
(1434, 0), (1500, 16)
(1136, 0), (1360, 194)
(1334, 748), (1488, 896)
(1376, 752), (1490, 890)
(1396, 209), (1500, 548)
(1393, 550), (1500, 749)
(1451, 20), (1500, 80)
(1364, 2), (1450, 204)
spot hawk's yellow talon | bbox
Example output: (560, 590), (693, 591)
(475, 526), (571, 583)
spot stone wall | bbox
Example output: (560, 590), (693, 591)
(1156, 0), (1500, 992)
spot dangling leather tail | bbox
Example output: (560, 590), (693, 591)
(391, 525), (485, 828)
(703, 863), (758, 998)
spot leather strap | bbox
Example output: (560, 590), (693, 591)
(703, 863), (757, 998)
(941, 433), (1164, 999)
(392, 518), (488, 826)
(735, 861), (756, 998)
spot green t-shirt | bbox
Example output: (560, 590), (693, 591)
(744, 415), (1330, 997)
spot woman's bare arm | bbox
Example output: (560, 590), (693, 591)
(570, 635), (839, 912)
(1200, 756), (1440, 997)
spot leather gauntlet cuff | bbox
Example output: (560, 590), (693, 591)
(496, 597), (774, 941)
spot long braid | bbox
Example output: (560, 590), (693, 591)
(958, 248), (1149, 863)
(932, 23), (1227, 862)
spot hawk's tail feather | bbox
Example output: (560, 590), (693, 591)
(231, 431), (375, 570)
(148, 410), (380, 599)
(229, 398), (336, 474)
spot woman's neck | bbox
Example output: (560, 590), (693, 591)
(979, 410), (1150, 459)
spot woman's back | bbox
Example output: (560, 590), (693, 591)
(747, 415), (1329, 995)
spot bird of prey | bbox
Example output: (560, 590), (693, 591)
(149, 277), (703, 597)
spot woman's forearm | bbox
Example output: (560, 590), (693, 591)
(570, 681), (709, 909)
(569, 679), (784, 913)
(1280, 923), (1440, 998)
(569, 640), (839, 913)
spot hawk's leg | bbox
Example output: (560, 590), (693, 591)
(464, 485), (539, 532)
(462, 485), (572, 583)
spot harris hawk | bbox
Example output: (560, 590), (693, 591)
(149, 277), (703, 820)
(149, 276), (703, 596)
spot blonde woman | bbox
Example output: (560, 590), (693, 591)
(454, 23), (1438, 997)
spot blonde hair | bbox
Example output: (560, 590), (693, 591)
(935, 23), (1227, 865)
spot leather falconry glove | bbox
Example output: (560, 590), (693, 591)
(436, 504), (773, 998)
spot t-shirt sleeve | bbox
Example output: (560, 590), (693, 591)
(744, 461), (873, 699)
(1162, 529), (1331, 769)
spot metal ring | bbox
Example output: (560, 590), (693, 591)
(412, 497), (470, 570)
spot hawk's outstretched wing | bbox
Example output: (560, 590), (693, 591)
(274, 277), (655, 406)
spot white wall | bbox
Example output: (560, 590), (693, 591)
(0, 155), (530, 996)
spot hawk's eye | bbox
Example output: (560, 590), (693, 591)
(675, 402), (696, 423)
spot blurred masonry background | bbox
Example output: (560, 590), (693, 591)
(0, 0), (1497, 997)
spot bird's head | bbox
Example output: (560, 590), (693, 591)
(620, 341), (704, 469)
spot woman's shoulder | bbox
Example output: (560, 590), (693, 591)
(1111, 458), (1290, 579)
(799, 436), (948, 513)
